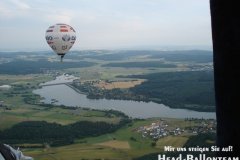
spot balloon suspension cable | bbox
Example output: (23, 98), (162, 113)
(60, 55), (64, 62)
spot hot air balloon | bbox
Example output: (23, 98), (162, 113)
(45, 23), (76, 62)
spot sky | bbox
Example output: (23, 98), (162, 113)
(0, 0), (212, 51)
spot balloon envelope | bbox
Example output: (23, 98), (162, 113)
(45, 23), (76, 60)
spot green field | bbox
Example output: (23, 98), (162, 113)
(28, 118), (215, 160)
(0, 74), (215, 160)
(21, 118), (199, 160)
(0, 74), (121, 130)
(0, 50), (215, 160)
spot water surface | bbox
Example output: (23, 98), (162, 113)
(34, 84), (216, 119)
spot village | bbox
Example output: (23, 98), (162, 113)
(135, 118), (216, 140)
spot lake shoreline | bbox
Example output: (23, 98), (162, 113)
(33, 84), (216, 119)
(71, 85), (215, 113)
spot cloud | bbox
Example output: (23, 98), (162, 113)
(11, 0), (30, 10)
(0, 2), (12, 17)
(45, 10), (74, 24)
(0, 0), (31, 19)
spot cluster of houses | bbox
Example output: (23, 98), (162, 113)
(185, 118), (216, 134)
(136, 120), (184, 140)
(188, 63), (213, 71)
(136, 119), (216, 140)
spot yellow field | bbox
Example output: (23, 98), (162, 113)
(96, 80), (145, 90)
(156, 135), (189, 149)
(96, 140), (131, 149)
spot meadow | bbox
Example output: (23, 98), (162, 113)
(0, 50), (215, 160)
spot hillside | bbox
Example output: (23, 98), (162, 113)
(129, 71), (215, 111)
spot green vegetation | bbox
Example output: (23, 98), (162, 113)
(20, 118), (216, 160)
(0, 50), (215, 160)
(184, 133), (216, 148)
(71, 71), (215, 112)
(0, 119), (131, 146)
(0, 60), (96, 74)
(102, 61), (177, 68)
(129, 71), (215, 111)
(150, 50), (213, 63)
(71, 50), (212, 63)
(134, 133), (216, 160)
(0, 75), (122, 131)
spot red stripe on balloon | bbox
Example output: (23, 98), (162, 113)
(60, 29), (68, 32)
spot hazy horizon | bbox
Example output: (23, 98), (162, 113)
(0, 45), (213, 52)
(0, 0), (212, 51)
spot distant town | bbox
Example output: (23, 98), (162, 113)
(135, 118), (216, 140)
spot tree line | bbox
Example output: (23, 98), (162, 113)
(0, 60), (96, 75)
(0, 119), (131, 146)
(72, 71), (215, 112)
(129, 71), (215, 112)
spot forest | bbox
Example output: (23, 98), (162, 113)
(73, 50), (212, 62)
(72, 71), (215, 112)
(0, 119), (131, 146)
(0, 60), (96, 74)
(129, 71), (215, 111)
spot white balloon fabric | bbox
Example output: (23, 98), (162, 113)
(45, 23), (76, 61)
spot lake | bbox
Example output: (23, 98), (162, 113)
(33, 84), (216, 119)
